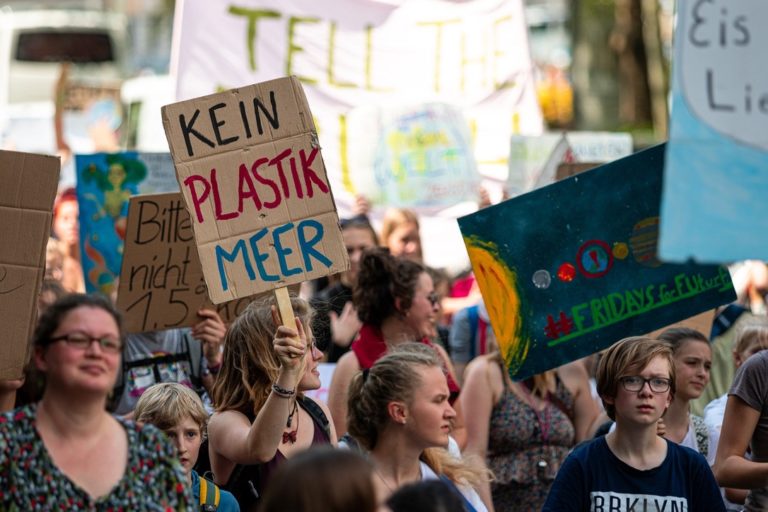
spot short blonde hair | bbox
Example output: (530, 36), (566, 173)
(134, 383), (208, 434)
(596, 337), (675, 421)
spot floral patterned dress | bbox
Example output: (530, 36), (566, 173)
(0, 403), (192, 511)
(487, 373), (576, 511)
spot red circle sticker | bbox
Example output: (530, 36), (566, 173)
(576, 240), (614, 278)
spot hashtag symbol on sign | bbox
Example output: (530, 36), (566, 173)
(543, 312), (575, 339)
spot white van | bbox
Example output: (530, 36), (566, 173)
(0, 7), (125, 105)
(0, 6), (126, 175)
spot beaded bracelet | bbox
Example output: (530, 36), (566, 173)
(272, 383), (296, 398)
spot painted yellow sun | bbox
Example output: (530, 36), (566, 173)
(464, 236), (529, 375)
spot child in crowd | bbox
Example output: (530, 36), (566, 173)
(543, 337), (725, 511)
(134, 383), (239, 511)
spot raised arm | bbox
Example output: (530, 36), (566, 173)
(208, 313), (307, 465)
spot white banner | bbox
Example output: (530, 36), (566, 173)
(172, 0), (543, 215)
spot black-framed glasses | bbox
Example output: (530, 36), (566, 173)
(427, 292), (440, 307)
(619, 376), (671, 393)
(49, 333), (123, 354)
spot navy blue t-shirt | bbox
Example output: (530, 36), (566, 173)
(543, 436), (725, 511)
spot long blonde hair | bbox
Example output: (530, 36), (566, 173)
(212, 295), (313, 416)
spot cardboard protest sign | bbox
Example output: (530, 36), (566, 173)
(162, 76), (349, 304)
(0, 150), (60, 379)
(117, 192), (285, 333)
(76, 152), (179, 295)
(117, 192), (210, 333)
(660, 0), (768, 262)
(459, 144), (736, 380)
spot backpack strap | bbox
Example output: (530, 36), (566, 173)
(199, 475), (220, 511)
(691, 414), (709, 458)
(184, 330), (203, 388)
(466, 305), (479, 360)
(298, 395), (331, 440)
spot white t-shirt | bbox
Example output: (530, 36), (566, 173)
(703, 393), (728, 434)
(420, 461), (488, 512)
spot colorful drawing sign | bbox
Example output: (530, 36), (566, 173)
(659, 0), (768, 262)
(172, 0), (543, 213)
(346, 103), (480, 210)
(76, 152), (179, 295)
(161, 76), (349, 304)
(459, 144), (736, 380)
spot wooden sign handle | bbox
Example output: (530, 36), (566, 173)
(274, 286), (307, 374)
(274, 286), (297, 335)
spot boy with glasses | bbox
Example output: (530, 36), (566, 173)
(543, 336), (725, 511)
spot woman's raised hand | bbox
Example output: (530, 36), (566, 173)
(271, 306), (307, 373)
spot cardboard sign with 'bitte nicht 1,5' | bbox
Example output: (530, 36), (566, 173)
(162, 76), (349, 303)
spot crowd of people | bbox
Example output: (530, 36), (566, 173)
(3, 190), (768, 512)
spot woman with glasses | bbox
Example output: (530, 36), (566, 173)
(0, 294), (190, 509)
(328, 248), (465, 444)
(543, 337), (725, 511)
(207, 295), (336, 510)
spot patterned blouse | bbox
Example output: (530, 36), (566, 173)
(0, 403), (192, 511)
(487, 373), (576, 511)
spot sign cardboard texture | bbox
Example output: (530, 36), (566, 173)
(459, 144), (736, 380)
(0, 150), (60, 379)
(117, 192), (287, 333)
(162, 77), (348, 303)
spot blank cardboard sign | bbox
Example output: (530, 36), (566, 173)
(0, 150), (60, 379)
(162, 76), (349, 303)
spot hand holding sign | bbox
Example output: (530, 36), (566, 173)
(270, 305), (308, 376)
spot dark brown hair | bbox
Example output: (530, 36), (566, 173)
(34, 293), (122, 349)
(657, 327), (709, 353)
(258, 447), (376, 512)
(354, 248), (426, 328)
